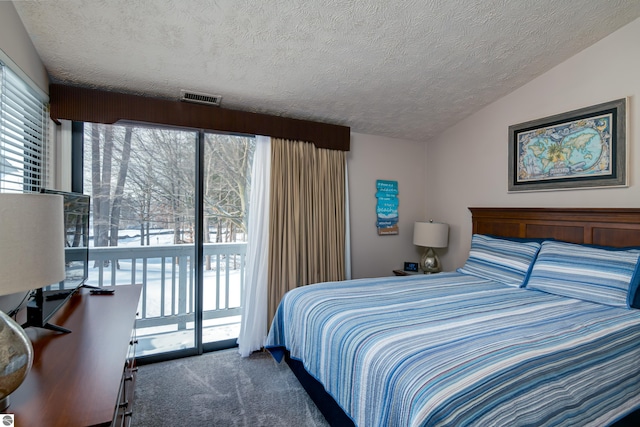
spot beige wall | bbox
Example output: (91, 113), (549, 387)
(0, 2), (48, 93)
(347, 132), (426, 278)
(427, 17), (640, 270)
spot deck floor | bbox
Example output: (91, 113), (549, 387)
(135, 315), (240, 357)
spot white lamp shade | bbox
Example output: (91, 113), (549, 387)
(0, 194), (66, 296)
(413, 221), (449, 248)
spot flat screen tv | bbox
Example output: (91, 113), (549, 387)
(23, 189), (90, 333)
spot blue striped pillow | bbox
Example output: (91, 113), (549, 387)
(525, 240), (640, 308)
(457, 234), (541, 287)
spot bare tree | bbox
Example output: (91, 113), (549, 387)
(204, 134), (254, 242)
(89, 125), (103, 266)
(84, 124), (254, 275)
(108, 126), (133, 253)
(86, 124), (134, 255)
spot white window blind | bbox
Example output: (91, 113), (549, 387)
(0, 61), (48, 193)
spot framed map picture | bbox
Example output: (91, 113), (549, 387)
(508, 98), (626, 192)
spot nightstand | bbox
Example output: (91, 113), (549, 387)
(393, 269), (422, 276)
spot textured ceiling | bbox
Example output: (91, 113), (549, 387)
(13, 0), (640, 142)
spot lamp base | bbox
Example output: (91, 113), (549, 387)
(0, 310), (34, 411)
(420, 247), (442, 274)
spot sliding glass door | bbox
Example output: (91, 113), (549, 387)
(81, 122), (254, 358)
(201, 133), (254, 348)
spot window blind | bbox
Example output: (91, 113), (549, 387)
(0, 61), (48, 193)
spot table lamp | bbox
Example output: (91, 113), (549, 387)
(0, 193), (65, 411)
(413, 220), (449, 274)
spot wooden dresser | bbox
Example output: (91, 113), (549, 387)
(1, 284), (141, 427)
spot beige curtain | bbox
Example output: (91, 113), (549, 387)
(267, 138), (346, 323)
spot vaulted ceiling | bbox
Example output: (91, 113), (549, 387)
(13, 0), (640, 142)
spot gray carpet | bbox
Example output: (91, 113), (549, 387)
(132, 349), (330, 427)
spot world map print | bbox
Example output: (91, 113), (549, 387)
(517, 113), (613, 183)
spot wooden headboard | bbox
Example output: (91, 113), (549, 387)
(470, 208), (640, 247)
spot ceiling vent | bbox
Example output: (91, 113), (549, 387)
(180, 90), (222, 106)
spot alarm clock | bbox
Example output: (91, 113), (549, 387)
(404, 262), (419, 272)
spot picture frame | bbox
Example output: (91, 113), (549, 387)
(508, 98), (626, 192)
(376, 179), (399, 235)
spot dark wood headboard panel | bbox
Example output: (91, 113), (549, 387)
(470, 208), (640, 247)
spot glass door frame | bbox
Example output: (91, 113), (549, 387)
(73, 123), (240, 365)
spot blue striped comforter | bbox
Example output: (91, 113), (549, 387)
(266, 272), (640, 427)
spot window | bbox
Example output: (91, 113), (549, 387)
(0, 61), (48, 193)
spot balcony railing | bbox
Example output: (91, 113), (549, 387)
(85, 243), (246, 333)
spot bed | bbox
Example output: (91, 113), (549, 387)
(266, 207), (640, 426)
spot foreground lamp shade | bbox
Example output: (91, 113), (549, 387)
(413, 221), (449, 274)
(0, 194), (66, 295)
(0, 193), (66, 410)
